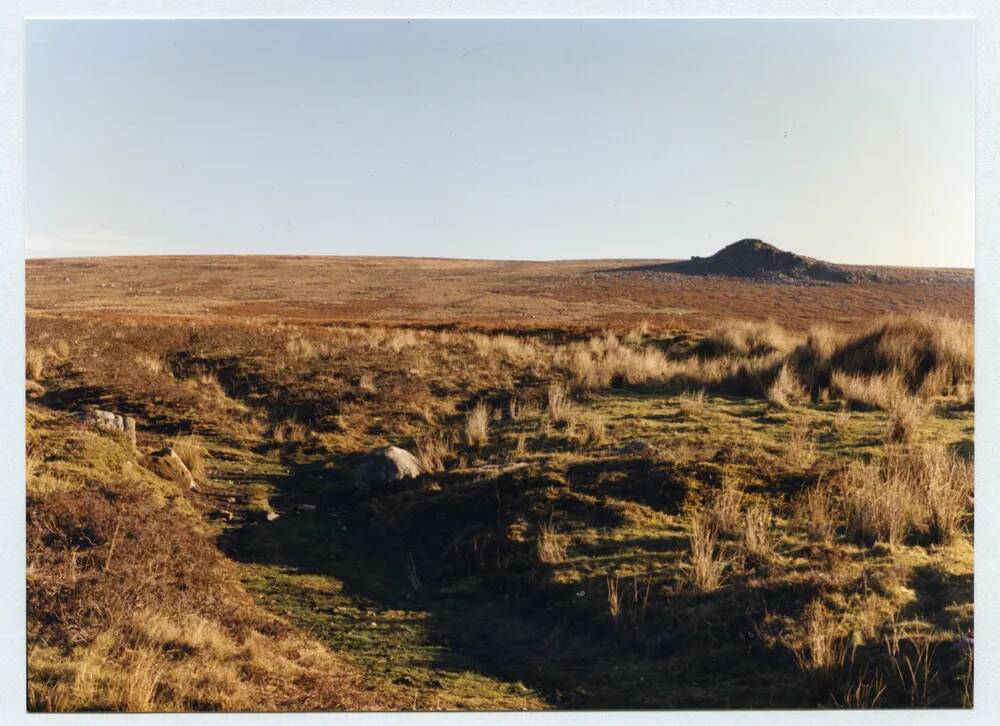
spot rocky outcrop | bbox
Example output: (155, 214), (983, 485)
(662, 239), (881, 283)
(353, 446), (421, 489)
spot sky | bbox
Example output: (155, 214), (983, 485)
(25, 19), (974, 267)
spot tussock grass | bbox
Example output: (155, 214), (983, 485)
(795, 482), (836, 542)
(767, 364), (806, 410)
(678, 388), (706, 417)
(415, 432), (453, 473)
(51, 339), (71, 359)
(606, 574), (651, 638)
(696, 319), (794, 359)
(536, 519), (568, 564)
(464, 401), (490, 447)
(789, 600), (852, 688)
(707, 472), (745, 535)
(885, 394), (930, 445)
(840, 444), (972, 546)
(832, 315), (973, 395)
(285, 336), (323, 360)
(784, 427), (817, 470)
(169, 435), (209, 481)
(272, 419), (308, 445)
(741, 504), (777, 566)
(687, 511), (729, 592)
(134, 352), (165, 376)
(830, 370), (910, 411)
(26, 347), (46, 381)
(546, 383), (573, 423)
(575, 413), (607, 448)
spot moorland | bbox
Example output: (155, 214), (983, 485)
(26, 245), (974, 710)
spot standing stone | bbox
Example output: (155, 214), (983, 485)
(123, 417), (137, 448)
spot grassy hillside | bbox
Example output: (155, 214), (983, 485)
(26, 311), (974, 709)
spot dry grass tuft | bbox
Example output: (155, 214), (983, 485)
(272, 420), (308, 446)
(840, 444), (972, 546)
(606, 573), (651, 638)
(678, 388), (706, 417)
(767, 364), (806, 410)
(830, 370), (910, 411)
(169, 435), (209, 481)
(26, 348), (46, 381)
(784, 427), (817, 469)
(696, 319), (795, 358)
(51, 339), (71, 359)
(536, 519), (568, 564)
(464, 401), (491, 447)
(687, 511), (729, 592)
(885, 394), (930, 445)
(790, 600), (851, 677)
(133, 352), (165, 376)
(546, 383), (574, 423)
(357, 373), (377, 394)
(415, 433), (453, 473)
(832, 314), (973, 395)
(576, 413), (607, 448)
(741, 503), (777, 566)
(707, 472), (745, 535)
(795, 481), (836, 542)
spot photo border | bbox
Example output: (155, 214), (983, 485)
(2, 2), (996, 724)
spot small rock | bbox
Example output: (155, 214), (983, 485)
(266, 511), (280, 522)
(298, 503), (317, 512)
(227, 496), (236, 504)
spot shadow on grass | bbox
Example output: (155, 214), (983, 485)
(215, 452), (826, 709)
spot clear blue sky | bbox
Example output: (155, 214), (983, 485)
(26, 19), (973, 267)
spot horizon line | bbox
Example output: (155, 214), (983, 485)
(22, 250), (975, 271)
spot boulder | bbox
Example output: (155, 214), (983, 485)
(146, 446), (196, 489)
(353, 446), (421, 489)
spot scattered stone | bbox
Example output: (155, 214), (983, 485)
(227, 496), (236, 504)
(75, 409), (124, 434)
(145, 446), (196, 489)
(266, 511), (280, 522)
(352, 446), (421, 488)
(619, 439), (658, 457)
(298, 503), (317, 512)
